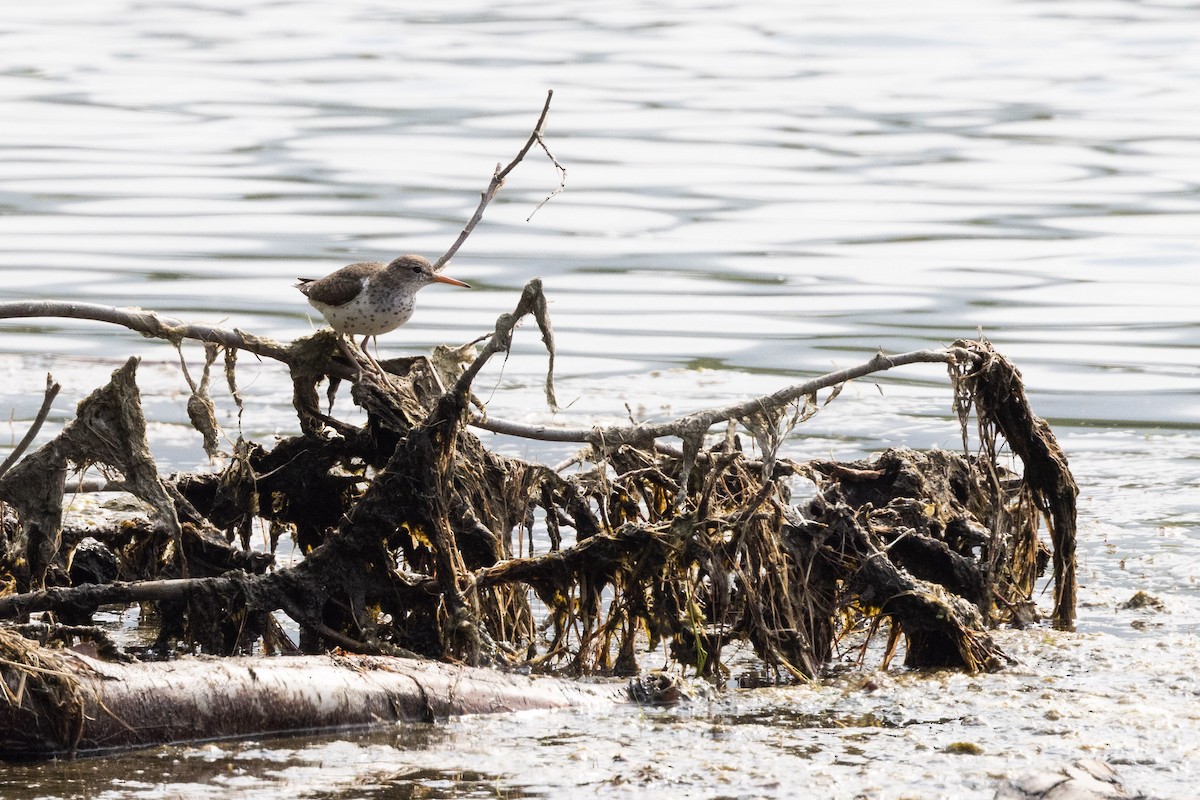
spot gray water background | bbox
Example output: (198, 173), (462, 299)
(2, 1), (1200, 797)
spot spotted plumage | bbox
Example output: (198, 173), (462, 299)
(296, 254), (469, 369)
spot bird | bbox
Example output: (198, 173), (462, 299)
(296, 254), (470, 371)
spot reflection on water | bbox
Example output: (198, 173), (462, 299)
(1, 0), (1199, 797)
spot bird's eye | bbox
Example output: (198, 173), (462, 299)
(411, 265), (423, 275)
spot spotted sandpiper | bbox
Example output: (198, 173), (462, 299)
(296, 254), (470, 370)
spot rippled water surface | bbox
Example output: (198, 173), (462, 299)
(2, 1), (1199, 798)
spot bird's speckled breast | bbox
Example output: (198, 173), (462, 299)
(306, 277), (416, 336)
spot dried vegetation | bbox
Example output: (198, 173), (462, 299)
(0, 301), (1077, 687)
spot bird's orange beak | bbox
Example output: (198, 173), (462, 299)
(433, 273), (471, 288)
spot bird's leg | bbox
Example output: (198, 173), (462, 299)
(334, 335), (365, 377)
(355, 334), (386, 375)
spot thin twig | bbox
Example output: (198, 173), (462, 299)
(433, 90), (556, 271)
(0, 373), (60, 479)
(527, 132), (567, 221)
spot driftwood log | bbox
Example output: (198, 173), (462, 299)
(0, 626), (620, 759)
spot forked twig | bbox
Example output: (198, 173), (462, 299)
(433, 89), (557, 271)
(527, 132), (567, 221)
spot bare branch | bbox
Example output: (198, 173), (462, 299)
(496, 89), (555, 184)
(0, 575), (239, 618)
(0, 373), (60, 479)
(0, 301), (293, 364)
(469, 347), (972, 446)
(452, 278), (556, 403)
(433, 90), (557, 271)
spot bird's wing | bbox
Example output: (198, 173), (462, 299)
(295, 263), (377, 306)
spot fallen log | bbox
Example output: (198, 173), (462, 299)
(0, 628), (621, 759)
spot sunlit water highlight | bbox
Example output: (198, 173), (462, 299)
(2, 0), (1199, 797)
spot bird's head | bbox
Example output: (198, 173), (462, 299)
(387, 255), (471, 290)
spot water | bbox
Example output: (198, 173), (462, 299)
(2, 0), (1200, 797)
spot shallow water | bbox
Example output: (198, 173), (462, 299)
(2, 0), (1200, 797)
